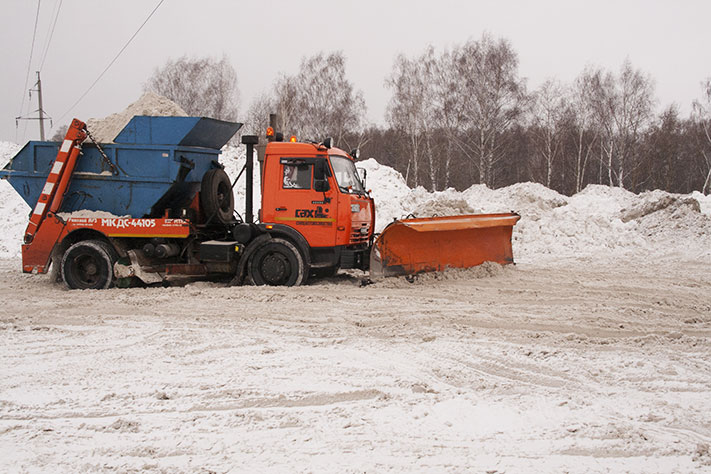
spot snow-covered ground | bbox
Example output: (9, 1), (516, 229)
(1, 139), (711, 472)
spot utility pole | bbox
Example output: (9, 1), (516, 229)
(16, 71), (51, 141)
(37, 72), (46, 141)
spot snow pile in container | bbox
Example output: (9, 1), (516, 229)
(85, 92), (187, 143)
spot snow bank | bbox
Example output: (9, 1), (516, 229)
(0, 142), (28, 259)
(358, 159), (711, 264)
(221, 145), (262, 220)
(2, 137), (710, 264)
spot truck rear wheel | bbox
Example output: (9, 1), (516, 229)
(201, 168), (234, 224)
(248, 238), (306, 286)
(61, 240), (117, 290)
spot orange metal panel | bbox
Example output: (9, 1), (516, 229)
(64, 217), (191, 238)
(396, 213), (521, 232)
(22, 215), (66, 273)
(21, 215), (192, 274)
(371, 212), (520, 277)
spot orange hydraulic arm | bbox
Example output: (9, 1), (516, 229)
(24, 118), (87, 243)
(22, 118), (87, 272)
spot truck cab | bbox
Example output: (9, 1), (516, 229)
(259, 140), (374, 275)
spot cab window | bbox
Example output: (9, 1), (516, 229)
(282, 163), (312, 189)
(330, 155), (365, 193)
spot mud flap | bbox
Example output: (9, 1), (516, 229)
(369, 213), (521, 278)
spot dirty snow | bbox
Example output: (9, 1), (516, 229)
(1, 139), (711, 472)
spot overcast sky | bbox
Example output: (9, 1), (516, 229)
(1, 0), (709, 143)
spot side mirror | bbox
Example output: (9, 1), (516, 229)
(357, 167), (367, 190)
(314, 179), (329, 192)
(314, 159), (330, 192)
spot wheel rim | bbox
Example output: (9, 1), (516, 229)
(217, 181), (231, 212)
(260, 251), (291, 285)
(248, 239), (305, 287)
(70, 254), (102, 287)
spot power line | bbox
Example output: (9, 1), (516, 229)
(17, 0), (42, 142)
(39, 0), (63, 71)
(57, 0), (165, 123)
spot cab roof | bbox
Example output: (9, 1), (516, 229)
(265, 141), (352, 160)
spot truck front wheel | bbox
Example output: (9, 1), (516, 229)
(61, 240), (117, 290)
(248, 238), (306, 286)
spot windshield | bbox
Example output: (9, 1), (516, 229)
(330, 155), (365, 193)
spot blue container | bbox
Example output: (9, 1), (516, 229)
(0, 116), (242, 217)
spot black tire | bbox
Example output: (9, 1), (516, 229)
(248, 238), (306, 286)
(201, 168), (234, 224)
(61, 240), (117, 290)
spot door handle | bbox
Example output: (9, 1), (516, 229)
(275, 207), (287, 211)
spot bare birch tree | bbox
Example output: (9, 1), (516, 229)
(567, 70), (600, 192)
(448, 34), (527, 187)
(247, 52), (366, 147)
(588, 60), (654, 188)
(429, 49), (463, 189)
(529, 79), (567, 188)
(144, 55), (240, 120)
(692, 78), (711, 194)
(385, 49), (437, 188)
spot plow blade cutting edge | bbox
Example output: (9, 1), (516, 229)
(369, 212), (521, 278)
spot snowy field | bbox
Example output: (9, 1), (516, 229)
(1, 140), (711, 472)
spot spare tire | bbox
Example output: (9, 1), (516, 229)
(200, 168), (234, 224)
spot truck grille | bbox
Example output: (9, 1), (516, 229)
(350, 225), (369, 244)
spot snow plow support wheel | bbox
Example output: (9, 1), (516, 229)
(61, 240), (117, 290)
(248, 238), (306, 286)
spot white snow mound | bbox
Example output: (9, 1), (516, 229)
(85, 92), (187, 143)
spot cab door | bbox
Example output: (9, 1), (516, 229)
(265, 157), (337, 247)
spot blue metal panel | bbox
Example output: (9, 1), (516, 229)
(113, 116), (200, 145)
(0, 115), (241, 217)
(113, 116), (242, 149)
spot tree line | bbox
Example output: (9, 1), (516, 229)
(142, 35), (711, 195)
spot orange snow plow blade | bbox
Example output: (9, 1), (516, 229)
(370, 212), (521, 278)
